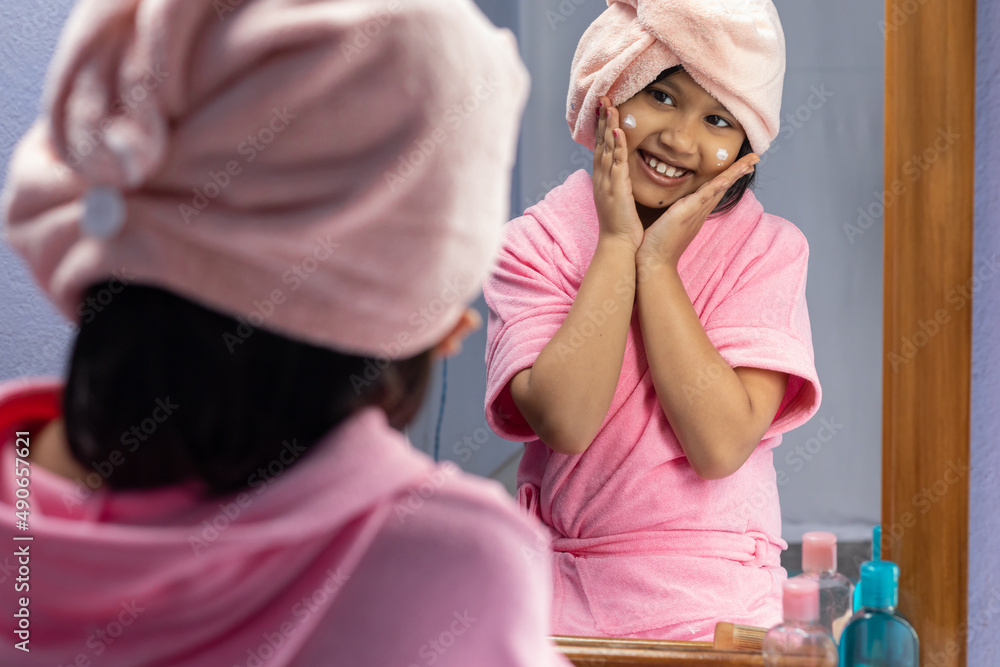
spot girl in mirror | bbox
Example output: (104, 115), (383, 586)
(484, 0), (822, 641)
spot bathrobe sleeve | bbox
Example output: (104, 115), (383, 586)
(703, 219), (822, 441)
(483, 214), (578, 442)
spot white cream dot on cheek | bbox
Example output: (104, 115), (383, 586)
(716, 148), (729, 164)
(623, 114), (637, 129)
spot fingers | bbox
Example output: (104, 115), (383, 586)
(593, 98), (611, 175)
(597, 98), (615, 144)
(670, 153), (757, 224)
(597, 98), (620, 149)
(594, 98), (606, 151)
(723, 153), (759, 185)
(697, 153), (759, 207)
(611, 127), (630, 195)
(612, 125), (628, 166)
(603, 105), (617, 158)
(595, 97), (622, 178)
(593, 98), (632, 202)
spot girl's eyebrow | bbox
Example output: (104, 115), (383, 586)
(655, 78), (733, 116)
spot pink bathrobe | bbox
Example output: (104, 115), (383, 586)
(0, 378), (572, 666)
(484, 170), (822, 641)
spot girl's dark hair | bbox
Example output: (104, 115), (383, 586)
(64, 282), (433, 497)
(650, 65), (757, 217)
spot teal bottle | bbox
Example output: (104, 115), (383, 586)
(853, 525), (881, 613)
(839, 561), (918, 666)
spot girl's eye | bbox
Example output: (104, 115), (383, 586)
(649, 91), (732, 129)
(650, 90), (674, 106)
(707, 115), (732, 129)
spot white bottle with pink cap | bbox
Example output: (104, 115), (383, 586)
(794, 531), (855, 643)
(762, 578), (838, 666)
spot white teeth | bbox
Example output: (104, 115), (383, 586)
(644, 153), (687, 178)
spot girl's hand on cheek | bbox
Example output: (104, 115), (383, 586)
(637, 153), (760, 269)
(592, 97), (644, 253)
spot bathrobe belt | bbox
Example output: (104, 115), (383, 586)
(517, 482), (778, 568)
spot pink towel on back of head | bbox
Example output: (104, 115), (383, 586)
(483, 170), (822, 640)
(2, 0), (530, 360)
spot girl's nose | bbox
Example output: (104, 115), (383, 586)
(658, 115), (698, 156)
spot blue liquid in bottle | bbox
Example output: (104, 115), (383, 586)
(839, 561), (918, 667)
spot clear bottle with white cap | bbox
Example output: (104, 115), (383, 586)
(793, 531), (855, 643)
(762, 578), (839, 666)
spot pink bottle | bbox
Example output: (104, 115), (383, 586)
(795, 531), (855, 643)
(763, 578), (839, 666)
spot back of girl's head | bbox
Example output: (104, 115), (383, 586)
(3, 3), (530, 477)
(1, 3), (531, 500)
(653, 65), (758, 217)
(64, 282), (432, 497)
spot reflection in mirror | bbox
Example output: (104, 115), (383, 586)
(405, 0), (883, 647)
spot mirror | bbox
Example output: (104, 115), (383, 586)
(405, 0), (884, 648)
(0, 1), (973, 665)
(418, 2), (976, 665)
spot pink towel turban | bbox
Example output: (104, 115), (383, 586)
(567, 0), (786, 154)
(1, 0), (530, 360)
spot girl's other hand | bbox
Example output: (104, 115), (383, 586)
(636, 153), (760, 269)
(592, 96), (644, 253)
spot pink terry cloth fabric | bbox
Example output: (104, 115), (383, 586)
(483, 170), (822, 641)
(567, 0), (785, 154)
(0, 378), (573, 667)
(1, 0), (529, 361)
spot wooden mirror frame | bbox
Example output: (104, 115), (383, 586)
(882, 1), (973, 667)
(555, 1), (976, 665)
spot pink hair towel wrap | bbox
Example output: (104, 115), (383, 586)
(1, 0), (530, 360)
(567, 0), (786, 154)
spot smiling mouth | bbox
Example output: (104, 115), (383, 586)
(637, 150), (693, 184)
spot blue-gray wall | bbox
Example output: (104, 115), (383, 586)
(970, 0), (999, 661)
(0, 0), (79, 383)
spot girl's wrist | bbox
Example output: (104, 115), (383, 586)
(636, 248), (679, 277)
(597, 231), (640, 256)
(636, 253), (683, 295)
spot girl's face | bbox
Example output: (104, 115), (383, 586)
(617, 69), (748, 219)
